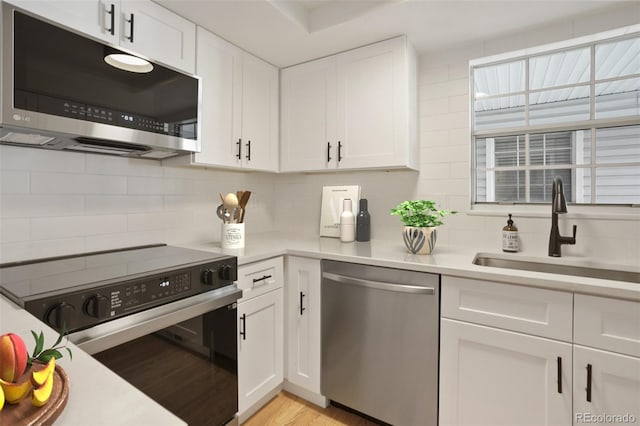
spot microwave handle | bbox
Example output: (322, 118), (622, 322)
(126, 13), (135, 43)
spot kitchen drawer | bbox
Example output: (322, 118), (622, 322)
(441, 276), (573, 341)
(237, 257), (283, 301)
(574, 294), (640, 357)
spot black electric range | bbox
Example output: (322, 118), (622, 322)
(0, 244), (237, 334)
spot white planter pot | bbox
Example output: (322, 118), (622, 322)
(402, 226), (437, 255)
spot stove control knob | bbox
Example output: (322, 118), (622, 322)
(201, 269), (215, 285)
(45, 302), (76, 330)
(84, 294), (109, 319)
(218, 265), (231, 281)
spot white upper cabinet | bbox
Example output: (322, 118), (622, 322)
(281, 57), (337, 171)
(174, 27), (279, 172)
(119, 1), (195, 74)
(5, 0), (120, 44)
(6, 0), (196, 74)
(281, 36), (418, 172)
(240, 53), (279, 171)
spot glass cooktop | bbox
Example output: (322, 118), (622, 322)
(0, 244), (230, 301)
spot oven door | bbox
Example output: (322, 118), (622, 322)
(70, 287), (241, 426)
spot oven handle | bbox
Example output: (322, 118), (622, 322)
(70, 286), (242, 355)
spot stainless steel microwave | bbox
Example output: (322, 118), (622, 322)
(0, 3), (201, 159)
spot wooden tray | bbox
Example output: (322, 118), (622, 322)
(0, 364), (69, 426)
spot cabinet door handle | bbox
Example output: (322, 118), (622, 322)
(126, 13), (134, 42)
(239, 313), (246, 340)
(338, 141), (343, 162)
(557, 356), (562, 394)
(586, 363), (592, 402)
(236, 138), (242, 160)
(252, 274), (272, 284)
(246, 140), (251, 161)
(300, 291), (306, 316)
(106, 4), (115, 36)
(327, 142), (332, 163)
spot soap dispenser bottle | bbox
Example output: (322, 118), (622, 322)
(502, 214), (519, 253)
(356, 198), (371, 242)
(340, 198), (355, 242)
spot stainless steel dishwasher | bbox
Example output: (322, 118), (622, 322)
(321, 260), (439, 426)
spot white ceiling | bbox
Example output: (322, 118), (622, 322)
(155, 0), (628, 68)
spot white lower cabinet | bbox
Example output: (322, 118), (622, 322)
(237, 257), (284, 423)
(573, 294), (640, 426)
(440, 318), (573, 426)
(284, 257), (326, 406)
(441, 277), (640, 426)
(573, 345), (640, 426)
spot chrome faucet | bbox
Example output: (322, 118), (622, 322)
(549, 177), (577, 257)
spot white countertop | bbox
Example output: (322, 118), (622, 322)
(183, 232), (640, 302)
(0, 297), (185, 426)
(1, 232), (638, 425)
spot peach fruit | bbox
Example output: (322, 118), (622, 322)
(0, 377), (32, 404)
(0, 333), (28, 382)
(31, 357), (56, 388)
(31, 372), (54, 407)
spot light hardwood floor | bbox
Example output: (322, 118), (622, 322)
(243, 392), (381, 426)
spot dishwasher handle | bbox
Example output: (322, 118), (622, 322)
(322, 272), (435, 295)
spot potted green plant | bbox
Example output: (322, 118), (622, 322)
(390, 200), (456, 254)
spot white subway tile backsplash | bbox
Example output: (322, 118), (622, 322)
(127, 177), (164, 195)
(419, 65), (449, 84)
(127, 211), (190, 232)
(86, 154), (162, 177)
(30, 215), (127, 240)
(420, 78), (468, 101)
(419, 163), (450, 179)
(420, 130), (450, 147)
(448, 63), (469, 80)
(1, 195), (84, 218)
(0, 238), (86, 263)
(85, 195), (163, 215)
(420, 144), (468, 165)
(0, 146), (85, 173)
(421, 111), (468, 131)
(450, 162), (470, 179)
(163, 179), (195, 195)
(30, 172), (126, 194)
(84, 230), (165, 253)
(0, 219), (30, 243)
(1, 171), (29, 194)
(449, 94), (469, 113)
(420, 98), (449, 116)
(449, 129), (471, 146)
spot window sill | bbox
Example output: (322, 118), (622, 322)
(467, 203), (640, 221)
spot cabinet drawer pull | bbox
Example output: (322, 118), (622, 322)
(300, 291), (306, 316)
(126, 13), (134, 43)
(586, 363), (592, 402)
(252, 274), (272, 284)
(338, 141), (343, 162)
(240, 313), (246, 340)
(246, 140), (251, 161)
(106, 4), (115, 36)
(236, 138), (242, 159)
(557, 356), (562, 394)
(327, 142), (332, 163)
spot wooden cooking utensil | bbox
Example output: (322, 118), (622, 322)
(238, 191), (251, 223)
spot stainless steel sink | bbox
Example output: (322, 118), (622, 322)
(473, 254), (640, 284)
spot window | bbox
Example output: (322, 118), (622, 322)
(471, 32), (640, 205)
